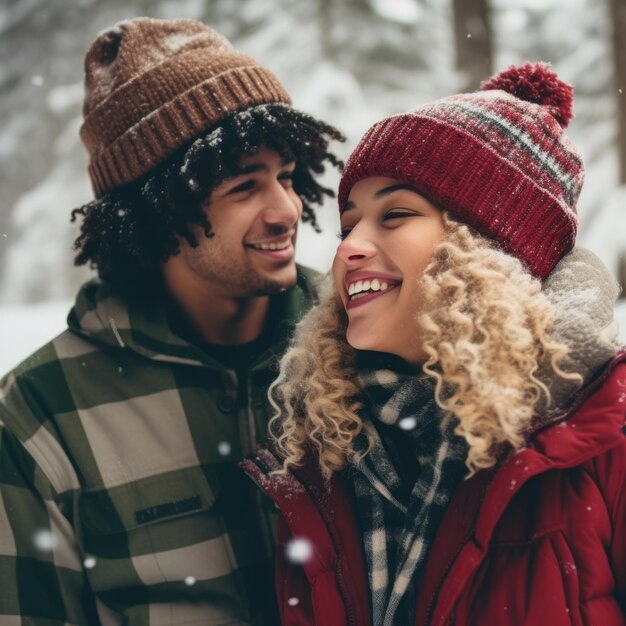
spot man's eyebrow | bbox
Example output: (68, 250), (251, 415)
(374, 183), (423, 199)
(232, 163), (268, 176)
(233, 156), (295, 176)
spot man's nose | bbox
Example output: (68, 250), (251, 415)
(263, 183), (302, 227)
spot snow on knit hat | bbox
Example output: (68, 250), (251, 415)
(80, 17), (291, 197)
(338, 63), (583, 279)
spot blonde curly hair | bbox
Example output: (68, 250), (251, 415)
(269, 214), (578, 479)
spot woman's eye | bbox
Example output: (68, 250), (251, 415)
(383, 210), (417, 221)
(229, 180), (255, 194)
(337, 228), (352, 240)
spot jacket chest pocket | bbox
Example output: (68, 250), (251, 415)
(451, 531), (586, 626)
(76, 466), (248, 623)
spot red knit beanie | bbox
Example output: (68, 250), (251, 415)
(80, 17), (291, 197)
(338, 63), (582, 279)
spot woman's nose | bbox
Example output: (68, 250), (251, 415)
(335, 227), (377, 265)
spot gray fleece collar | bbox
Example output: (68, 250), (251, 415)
(540, 247), (621, 414)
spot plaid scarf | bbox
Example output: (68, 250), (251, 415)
(352, 361), (468, 626)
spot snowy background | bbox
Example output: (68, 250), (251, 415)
(1, 0), (625, 374)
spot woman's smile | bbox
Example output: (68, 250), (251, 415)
(344, 271), (402, 308)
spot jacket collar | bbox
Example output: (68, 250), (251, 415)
(68, 266), (317, 368)
(472, 350), (626, 547)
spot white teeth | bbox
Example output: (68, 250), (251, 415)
(347, 278), (394, 299)
(254, 240), (290, 251)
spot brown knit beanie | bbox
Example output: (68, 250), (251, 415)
(80, 17), (291, 197)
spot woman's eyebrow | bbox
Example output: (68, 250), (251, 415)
(374, 183), (423, 199)
(343, 183), (423, 212)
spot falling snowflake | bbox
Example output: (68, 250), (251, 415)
(287, 597), (300, 607)
(84, 556), (97, 569)
(286, 538), (313, 564)
(398, 417), (417, 431)
(33, 529), (57, 551)
(217, 441), (232, 456)
(184, 576), (197, 586)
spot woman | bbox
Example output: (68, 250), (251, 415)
(241, 63), (626, 626)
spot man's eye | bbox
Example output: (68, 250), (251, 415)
(229, 180), (255, 194)
(278, 172), (295, 186)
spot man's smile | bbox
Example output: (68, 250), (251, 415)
(249, 239), (292, 251)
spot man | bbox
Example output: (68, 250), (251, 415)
(0, 17), (343, 626)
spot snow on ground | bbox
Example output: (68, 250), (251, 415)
(0, 300), (71, 376)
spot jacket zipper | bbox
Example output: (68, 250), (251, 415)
(246, 375), (278, 559)
(423, 531), (473, 626)
(423, 476), (493, 626)
(245, 373), (258, 454)
(295, 470), (359, 626)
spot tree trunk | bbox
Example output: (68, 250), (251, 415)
(618, 254), (626, 300)
(319, 0), (335, 61)
(452, 0), (493, 91)
(611, 0), (626, 184)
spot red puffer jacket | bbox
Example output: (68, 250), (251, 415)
(241, 353), (626, 626)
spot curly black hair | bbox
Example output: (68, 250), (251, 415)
(71, 104), (345, 295)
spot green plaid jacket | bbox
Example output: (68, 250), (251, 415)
(0, 266), (318, 626)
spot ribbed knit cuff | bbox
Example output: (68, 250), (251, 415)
(338, 116), (578, 279)
(82, 65), (291, 196)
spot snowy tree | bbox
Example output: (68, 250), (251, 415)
(609, 0), (626, 297)
(452, 0), (494, 90)
(611, 0), (626, 185)
(0, 0), (624, 326)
